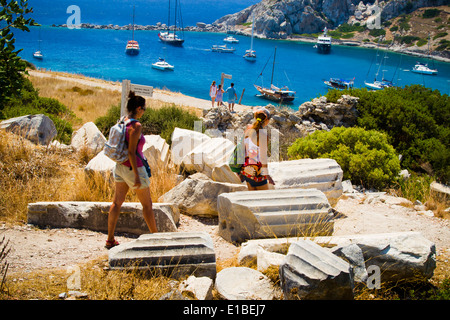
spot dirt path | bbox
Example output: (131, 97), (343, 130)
(2, 193), (448, 276)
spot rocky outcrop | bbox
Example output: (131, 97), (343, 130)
(214, 0), (447, 39)
(0, 114), (57, 146)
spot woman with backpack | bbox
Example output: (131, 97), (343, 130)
(106, 91), (157, 249)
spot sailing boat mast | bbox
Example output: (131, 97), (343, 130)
(132, 5), (135, 41)
(125, 5), (140, 55)
(158, 0), (184, 46)
(271, 47), (277, 86)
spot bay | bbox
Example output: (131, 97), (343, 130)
(15, 25), (450, 108)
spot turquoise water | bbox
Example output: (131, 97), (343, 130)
(15, 25), (450, 108)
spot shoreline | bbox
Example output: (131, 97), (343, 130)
(46, 24), (450, 64)
(27, 69), (255, 113)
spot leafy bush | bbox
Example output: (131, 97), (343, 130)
(422, 9), (441, 19)
(95, 103), (200, 145)
(325, 86), (449, 184)
(368, 29), (386, 38)
(287, 127), (401, 189)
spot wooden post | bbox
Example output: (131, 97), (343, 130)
(238, 88), (245, 105)
(121, 80), (131, 118)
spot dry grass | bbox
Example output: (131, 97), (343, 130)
(0, 129), (178, 223)
(1, 257), (177, 300)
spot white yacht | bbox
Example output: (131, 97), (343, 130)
(316, 27), (331, 53)
(411, 62), (438, 75)
(223, 35), (239, 43)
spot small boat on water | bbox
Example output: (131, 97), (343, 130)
(254, 84), (296, 103)
(411, 62), (438, 75)
(316, 27), (331, 53)
(243, 13), (256, 62)
(254, 47), (295, 103)
(158, 32), (184, 46)
(244, 49), (256, 61)
(125, 40), (140, 55)
(33, 27), (43, 60)
(33, 50), (43, 60)
(325, 78), (354, 90)
(125, 6), (140, 55)
(223, 35), (239, 43)
(211, 44), (235, 53)
(152, 58), (174, 71)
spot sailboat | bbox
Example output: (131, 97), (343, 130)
(254, 47), (295, 103)
(125, 6), (140, 55)
(364, 43), (393, 90)
(158, 0), (184, 46)
(33, 28), (43, 60)
(243, 13), (256, 62)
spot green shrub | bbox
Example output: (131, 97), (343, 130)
(433, 32), (448, 40)
(422, 9), (441, 19)
(325, 86), (449, 184)
(369, 28), (386, 37)
(95, 103), (200, 145)
(287, 127), (401, 189)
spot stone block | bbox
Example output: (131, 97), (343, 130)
(71, 121), (106, 154)
(171, 128), (210, 166)
(215, 267), (280, 300)
(143, 134), (170, 169)
(159, 175), (247, 217)
(217, 188), (334, 244)
(182, 137), (235, 178)
(108, 232), (216, 279)
(27, 201), (179, 234)
(279, 239), (354, 300)
(268, 159), (343, 206)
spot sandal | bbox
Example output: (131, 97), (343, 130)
(105, 239), (119, 249)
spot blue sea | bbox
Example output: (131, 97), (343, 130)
(12, 0), (450, 108)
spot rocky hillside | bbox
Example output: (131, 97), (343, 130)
(213, 0), (449, 57)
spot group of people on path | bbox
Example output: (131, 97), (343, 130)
(209, 80), (238, 112)
(106, 89), (274, 249)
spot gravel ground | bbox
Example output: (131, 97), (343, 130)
(1, 193), (449, 275)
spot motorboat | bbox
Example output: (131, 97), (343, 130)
(151, 58), (174, 70)
(325, 78), (354, 90)
(223, 36), (239, 43)
(211, 44), (235, 53)
(316, 27), (331, 53)
(33, 51), (43, 60)
(411, 62), (438, 75)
